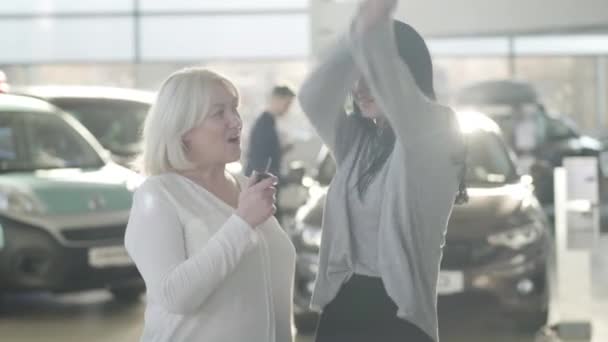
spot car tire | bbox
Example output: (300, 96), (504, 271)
(294, 313), (319, 335)
(110, 286), (144, 303)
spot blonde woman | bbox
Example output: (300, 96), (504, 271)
(125, 67), (295, 342)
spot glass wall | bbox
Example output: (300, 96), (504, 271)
(1, 2), (607, 148)
(1, 61), (318, 169)
(0, 0), (309, 64)
(431, 35), (608, 138)
(0, 0), (317, 167)
(515, 57), (599, 133)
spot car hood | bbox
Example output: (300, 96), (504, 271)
(447, 183), (533, 240)
(0, 163), (141, 216)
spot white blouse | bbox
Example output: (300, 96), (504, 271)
(124, 173), (296, 342)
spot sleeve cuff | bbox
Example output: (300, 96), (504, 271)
(228, 214), (260, 245)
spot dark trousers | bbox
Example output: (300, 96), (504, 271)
(315, 274), (435, 342)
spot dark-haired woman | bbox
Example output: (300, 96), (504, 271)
(298, 0), (467, 341)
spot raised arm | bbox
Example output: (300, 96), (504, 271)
(298, 37), (359, 161)
(124, 183), (258, 315)
(348, 0), (446, 148)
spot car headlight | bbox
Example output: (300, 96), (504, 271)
(487, 223), (543, 250)
(301, 225), (322, 248)
(0, 189), (45, 214)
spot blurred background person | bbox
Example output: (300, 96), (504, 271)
(245, 85), (296, 219)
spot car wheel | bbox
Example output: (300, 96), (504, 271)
(110, 286), (144, 303)
(294, 312), (319, 335)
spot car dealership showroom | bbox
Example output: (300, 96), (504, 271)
(0, 1), (607, 341)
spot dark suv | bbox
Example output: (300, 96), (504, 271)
(455, 80), (607, 223)
(290, 111), (552, 333)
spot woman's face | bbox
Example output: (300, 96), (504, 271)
(353, 78), (383, 119)
(182, 82), (243, 167)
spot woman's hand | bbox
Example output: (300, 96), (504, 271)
(235, 173), (278, 228)
(356, 0), (398, 33)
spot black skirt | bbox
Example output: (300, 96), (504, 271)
(315, 274), (435, 342)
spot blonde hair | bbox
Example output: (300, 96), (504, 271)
(136, 67), (238, 176)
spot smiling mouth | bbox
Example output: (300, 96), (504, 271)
(228, 136), (240, 144)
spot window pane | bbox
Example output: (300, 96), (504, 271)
(0, 113), (24, 171)
(515, 57), (597, 132)
(53, 99), (148, 155)
(140, 15), (309, 60)
(25, 113), (102, 169)
(0, 125), (17, 160)
(466, 132), (517, 185)
(428, 37), (510, 57)
(0, 0), (132, 14)
(515, 35), (608, 56)
(140, 0), (307, 12)
(434, 58), (510, 102)
(0, 18), (134, 63)
(3, 64), (136, 87)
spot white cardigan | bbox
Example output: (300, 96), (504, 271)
(124, 173), (296, 342)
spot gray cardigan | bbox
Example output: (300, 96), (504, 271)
(298, 17), (464, 342)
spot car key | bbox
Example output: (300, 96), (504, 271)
(255, 157), (272, 184)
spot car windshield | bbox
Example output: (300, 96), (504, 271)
(0, 111), (104, 172)
(315, 128), (517, 187)
(465, 131), (518, 185)
(302, 130), (517, 225)
(51, 99), (149, 156)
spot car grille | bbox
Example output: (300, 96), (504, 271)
(441, 240), (500, 269)
(61, 225), (126, 243)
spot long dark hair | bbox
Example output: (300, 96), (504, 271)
(349, 20), (468, 204)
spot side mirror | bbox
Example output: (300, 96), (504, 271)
(285, 161), (306, 185)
